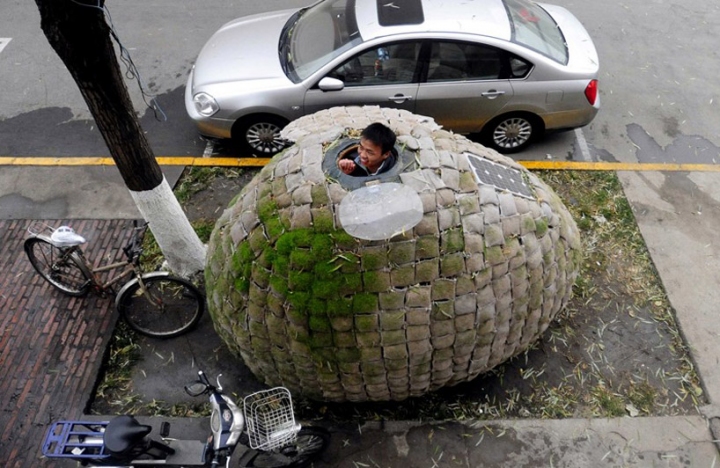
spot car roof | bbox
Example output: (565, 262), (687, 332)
(355, 0), (512, 42)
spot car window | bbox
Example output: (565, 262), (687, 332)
(508, 56), (532, 78)
(428, 42), (507, 82)
(327, 42), (422, 86)
(284, 0), (363, 83)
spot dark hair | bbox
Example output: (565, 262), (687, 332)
(361, 123), (396, 155)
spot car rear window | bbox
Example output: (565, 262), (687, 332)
(503, 0), (568, 64)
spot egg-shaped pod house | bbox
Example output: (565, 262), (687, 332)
(205, 106), (581, 402)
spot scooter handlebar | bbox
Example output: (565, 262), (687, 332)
(197, 370), (212, 387)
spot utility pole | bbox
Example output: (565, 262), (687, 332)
(34, 0), (206, 277)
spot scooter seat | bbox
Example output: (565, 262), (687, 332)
(104, 415), (152, 455)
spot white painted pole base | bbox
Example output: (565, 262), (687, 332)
(129, 176), (207, 278)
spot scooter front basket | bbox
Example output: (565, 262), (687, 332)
(243, 387), (300, 451)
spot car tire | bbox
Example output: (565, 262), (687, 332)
(234, 115), (289, 157)
(483, 113), (541, 154)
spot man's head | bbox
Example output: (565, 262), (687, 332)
(361, 123), (396, 155)
(357, 123), (396, 172)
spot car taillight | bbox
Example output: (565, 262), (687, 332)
(584, 79), (598, 105)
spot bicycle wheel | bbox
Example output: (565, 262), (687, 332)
(116, 275), (204, 338)
(244, 427), (330, 468)
(24, 237), (90, 297)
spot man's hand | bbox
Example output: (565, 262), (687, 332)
(338, 159), (356, 175)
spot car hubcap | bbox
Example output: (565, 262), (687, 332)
(246, 122), (286, 154)
(493, 118), (532, 150)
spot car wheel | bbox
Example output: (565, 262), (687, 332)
(484, 114), (540, 154)
(235, 116), (289, 157)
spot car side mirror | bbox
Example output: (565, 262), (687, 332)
(318, 77), (345, 92)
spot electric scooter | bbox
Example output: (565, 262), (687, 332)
(42, 370), (329, 467)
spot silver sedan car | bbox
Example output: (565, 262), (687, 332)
(185, 0), (599, 155)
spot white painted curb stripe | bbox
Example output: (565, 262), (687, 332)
(574, 128), (591, 162)
(202, 140), (214, 158)
(0, 38), (12, 55)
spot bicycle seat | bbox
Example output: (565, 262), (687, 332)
(50, 226), (87, 247)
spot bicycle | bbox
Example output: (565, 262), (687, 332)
(24, 221), (204, 338)
(42, 370), (330, 467)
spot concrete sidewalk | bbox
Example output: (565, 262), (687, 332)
(113, 415), (719, 467)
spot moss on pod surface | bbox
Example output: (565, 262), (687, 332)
(205, 106), (581, 402)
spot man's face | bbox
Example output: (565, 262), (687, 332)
(358, 137), (389, 170)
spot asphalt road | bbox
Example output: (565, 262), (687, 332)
(2, 0), (719, 165)
(0, 0), (308, 158)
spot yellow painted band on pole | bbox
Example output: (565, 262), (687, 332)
(1, 157), (720, 172)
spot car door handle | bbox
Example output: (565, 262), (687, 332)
(388, 94), (412, 103)
(481, 90), (506, 99)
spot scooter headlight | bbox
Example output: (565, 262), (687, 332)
(210, 408), (221, 433)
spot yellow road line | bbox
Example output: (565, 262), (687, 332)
(519, 161), (720, 172)
(1, 157), (720, 172)
(0, 156), (273, 167)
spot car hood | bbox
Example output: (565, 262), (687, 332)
(190, 9), (297, 90)
(541, 4), (599, 73)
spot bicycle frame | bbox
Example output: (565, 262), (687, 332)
(88, 256), (169, 310)
(64, 245), (139, 295)
(85, 257), (137, 293)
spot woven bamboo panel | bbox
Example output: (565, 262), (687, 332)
(205, 106), (581, 402)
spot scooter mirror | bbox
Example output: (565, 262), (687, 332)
(185, 381), (209, 396)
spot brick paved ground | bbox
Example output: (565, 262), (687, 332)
(0, 219), (129, 468)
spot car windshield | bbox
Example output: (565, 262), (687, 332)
(504, 0), (568, 64)
(280, 0), (362, 83)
